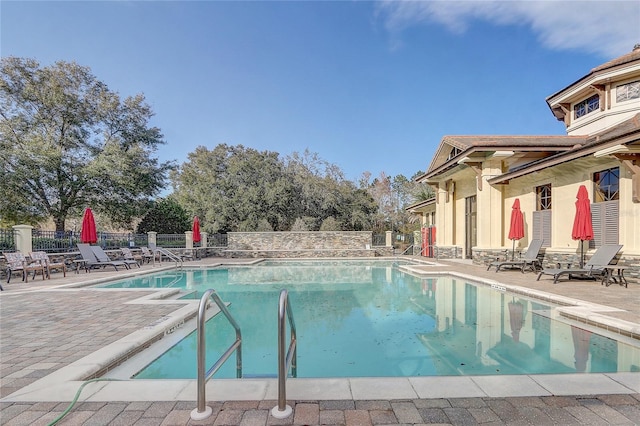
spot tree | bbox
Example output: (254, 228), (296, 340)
(0, 57), (173, 231)
(171, 144), (294, 233)
(136, 198), (190, 234)
(171, 145), (377, 232)
(284, 150), (376, 231)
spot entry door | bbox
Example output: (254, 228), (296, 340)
(465, 196), (477, 258)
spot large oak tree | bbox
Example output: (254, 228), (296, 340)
(0, 57), (173, 231)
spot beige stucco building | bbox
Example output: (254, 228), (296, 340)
(411, 46), (640, 280)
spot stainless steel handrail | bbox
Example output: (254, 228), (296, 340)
(271, 289), (297, 419)
(150, 244), (183, 268)
(190, 289), (242, 421)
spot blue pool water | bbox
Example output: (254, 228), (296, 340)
(100, 260), (640, 379)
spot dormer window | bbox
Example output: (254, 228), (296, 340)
(446, 147), (461, 161)
(616, 80), (640, 103)
(574, 94), (599, 119)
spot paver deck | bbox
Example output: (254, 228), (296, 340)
(1, 256), (638, 425)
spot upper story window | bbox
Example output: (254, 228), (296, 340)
(616, 80), (640, 103)
(574, 94), (600, 119)
(593, 167), (619, 202)
(536, 184), (552, 210)
(446, 147), (461, 161)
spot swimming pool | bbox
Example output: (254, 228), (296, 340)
(100, 260), (640, 379)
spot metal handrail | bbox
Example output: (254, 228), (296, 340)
(190, 289), (242, 421)
(271, 289), (297, 419)
(151, 244), (183, 268)
(399, 244), (414, 256)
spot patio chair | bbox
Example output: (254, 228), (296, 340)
(536, 244), (623, 284)
(120, 247), (143, 267)
(487, 239), (544, 273)
(76, 243), (128, 272)
(3, 251), (46, 283)
(90, 245), (138, 269)
(29, 251), (67, 279)
(140, 246), (155, 263)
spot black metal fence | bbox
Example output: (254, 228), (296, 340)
(0, 228), (16, 252)
(372, 233), (386, 246)
(23, 230), (229, 252)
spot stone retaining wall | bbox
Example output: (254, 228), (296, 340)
(225, 231), (378, 258)
(472, 248), (639, 282)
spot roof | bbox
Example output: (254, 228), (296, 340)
(591, 44), (640, 73)
(546, 45), (640, 111)
(488, 113), (640, 184)
(420, 135), (586, 180)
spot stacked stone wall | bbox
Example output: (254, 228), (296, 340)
(472, 248), (639, 283)
(225, 231), (377, 258)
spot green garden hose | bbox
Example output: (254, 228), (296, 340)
(47, 378), (122, 426)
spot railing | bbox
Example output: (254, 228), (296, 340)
(150, 244), (184, 269)
(191, 289), (242, 421)
(156, 233), (186, 248)
(372, 233), (386, 246)
(208, 233), (228, 247)
(0, 228), (16, 252)
(271, 289), (297, 419)
(30, 231), (147, 252)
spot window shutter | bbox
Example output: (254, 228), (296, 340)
(532, 210), (551, 248)
(589, 201), (619, 249)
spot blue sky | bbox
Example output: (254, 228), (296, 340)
(2, 1), (639, 183)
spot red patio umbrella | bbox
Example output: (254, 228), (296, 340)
(571, 185), (594, 267)
(80, 208), (97, 244)
(192, 216), (201, 243)
(508, 198), (525, 260)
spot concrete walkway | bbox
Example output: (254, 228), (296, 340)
(1, 257), (639, 425)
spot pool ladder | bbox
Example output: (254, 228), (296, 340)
(190, 288), (297, 421)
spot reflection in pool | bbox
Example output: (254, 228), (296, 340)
(99, 260), (640, 379)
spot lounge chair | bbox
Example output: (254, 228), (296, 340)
(487, 239), (544, 273)
(29, 251), (67, 279)
(120, 247), (143, 267)
(3, 252), (46, 283)
(76, 243), (128, 272)
(90, 245), (137, 269)
(537, 244), (623, 284)
(140, 246), (156, 263)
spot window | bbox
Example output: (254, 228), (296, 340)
(533, 184), (551, 247)
(574, 94), (599, 119)
(590, 167), (619, 248)
(593, 167), (619, 202)
(446, 147), (461, 161)
(536, 184), (551, 210)
(616, 80), (640, 103)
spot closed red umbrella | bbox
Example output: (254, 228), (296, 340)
(192, 216), (201, 243)
(508, 198), (524, 260)
(80, 208), (97, 244)
(571, 185), (594, 267)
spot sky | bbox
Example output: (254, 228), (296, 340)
(2, 1), (639, 184)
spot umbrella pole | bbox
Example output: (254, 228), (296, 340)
(511, 239), (515, 261)
(580, 240), (584, 268)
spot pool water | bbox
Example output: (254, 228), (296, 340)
(100, 260), (640, 379)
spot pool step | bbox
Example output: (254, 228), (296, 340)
(242, 373), (278, 379)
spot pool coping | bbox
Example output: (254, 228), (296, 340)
(2, 258), (639, 404)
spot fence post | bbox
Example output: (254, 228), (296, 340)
(185, 231), (194, 250)
(201, 232), (208, 248)
(13, 225), (34, 254)
(148, 231), (157, 247)
(385, 230), (392, 247)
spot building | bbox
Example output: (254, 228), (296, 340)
(411, 45), (640, 280)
